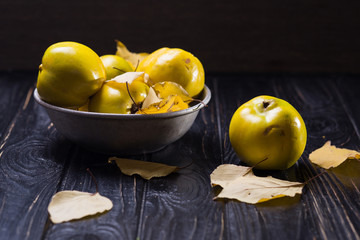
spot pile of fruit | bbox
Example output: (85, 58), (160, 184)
(37, 41), (205, 114)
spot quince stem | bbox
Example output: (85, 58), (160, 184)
(113, 67), (126, 74)
(126, 82), (141, 113)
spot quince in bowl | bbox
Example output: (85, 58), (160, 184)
(34, 41), (210, 155)
(33, 86), (210, 155)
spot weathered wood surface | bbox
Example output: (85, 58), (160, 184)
(0, 72), (360, 240)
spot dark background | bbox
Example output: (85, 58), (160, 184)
(1, 0), (359, 73)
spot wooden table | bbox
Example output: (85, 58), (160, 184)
(1, 71), (359, 240)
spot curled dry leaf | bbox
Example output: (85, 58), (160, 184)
(141, 87), (161, 109)
(109, 157), (179, 180)
(138, 95), (188, 114)
(48, 191), (113, 224)
(210, 164), (304, 204)
(152, 81), (193, 103)
(210, 164), (255, 187)
(138, 81), (194, 114)
(115, 40), (149, 68)
(309, 141), (360, 169)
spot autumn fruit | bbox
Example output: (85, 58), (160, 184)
(100, 55), (133, 80)
(88, 73), (149, 114)
(229, 95), (307, 170)
(137, 48), (205, 98)
(37, 41), (106, 108)
(37, 41), (205, 115)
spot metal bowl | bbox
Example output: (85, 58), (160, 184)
(34, 85), (211, 155)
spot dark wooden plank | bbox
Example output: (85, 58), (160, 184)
(0, 72), (73, 240)
(213, 74), (297, 240)
(333, 76), (360, 141)
(276, 76), (360, 239)
(2, 72), (360, 240)
(0, 71), (35, 140)
(43, 150), (146, 240)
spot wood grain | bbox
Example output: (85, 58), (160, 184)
(0, 72), (72, 240)
(1, 72), (360, 239)
(272, 76), (360, 240)
(0, 72), (35, 141)
(43, 150), (147, 240)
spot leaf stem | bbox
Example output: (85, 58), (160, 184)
(86, 168), (99, 194)
(134, 59), (140, 71)
(243, 170), (327, 191)
(303, 171), (326, 185)
(243, 157), (268, 176)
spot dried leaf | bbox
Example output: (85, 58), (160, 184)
(48, 191), (113, 224)
(115, 40), (149, 68)
(215, 176), (304, 204)
(309, 141), (360, 169)
(210, 164), (303, 204)
(152, 81), (193, 103)
(109, 157), (178, 180)
(141, 87), (161, 109)
(138, 95), (188, 114)
(107, 71), (146, 84)
(210, 164), (255, 187)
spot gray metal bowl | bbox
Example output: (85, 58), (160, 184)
(34, 85), (211, 155)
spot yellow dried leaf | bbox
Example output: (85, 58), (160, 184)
(138, 95), (188, 114)
(210, 164), (303, 204)
(168, 95), (189, 112)
(48, 191), (113, 224)
(115, 40), (149, 68)
(210, 164), (255, 187)
(309, 141), (360, 169)
(141, 87), (161, 109)
(215, 176), (303, 204)
(109, 157), (178, 180)
(152, 81), (193, 103)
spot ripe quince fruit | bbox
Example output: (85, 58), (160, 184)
(88, 80), (149, 114)
(137, 48), (204, 98)
(229, 95), (307, 170)
(37, 41), (106, 108)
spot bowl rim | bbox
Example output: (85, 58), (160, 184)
(34, 85), (211, 119)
